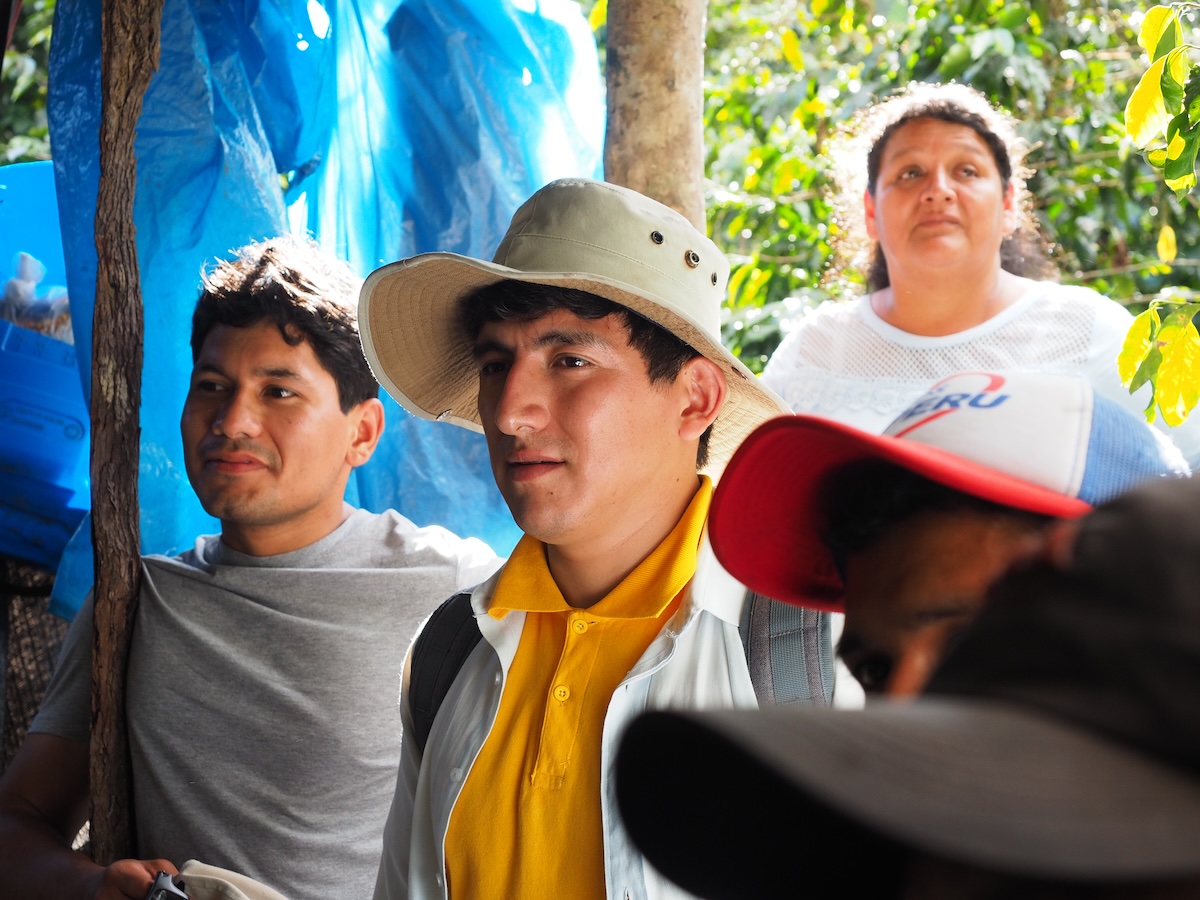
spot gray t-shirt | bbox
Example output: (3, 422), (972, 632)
(32, 507), (500, 900)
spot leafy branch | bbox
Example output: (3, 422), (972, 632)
(1121, 3), (1200, 425)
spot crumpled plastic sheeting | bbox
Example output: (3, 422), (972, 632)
(47, 0), (603, 619)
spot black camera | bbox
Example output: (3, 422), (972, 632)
(145, 871), (188, 900)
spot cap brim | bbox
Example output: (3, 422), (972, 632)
(707, 415), (1092, 611)
(359, 253), (789, 470)
(616, 703), (1200, 895)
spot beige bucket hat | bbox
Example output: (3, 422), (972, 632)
(358, 177), (788, 468)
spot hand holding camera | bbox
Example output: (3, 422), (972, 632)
(145, 871), (188, 900)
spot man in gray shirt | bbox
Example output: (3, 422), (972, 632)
(0, 238), (500, 900)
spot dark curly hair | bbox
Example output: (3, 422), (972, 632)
(190, 237), (378, 411)
(828, 82), (1056, 291)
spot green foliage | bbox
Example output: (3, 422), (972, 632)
(1119, 4), (1200, 425)
(1, 0), (55, 162)
(705, 1), (1200, 374)
(7, 0), (1195, 403)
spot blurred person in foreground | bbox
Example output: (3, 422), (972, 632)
(761, 80), (1200, 466)
(708, 369), (1188, 697)
(617, 474), (1200, 898)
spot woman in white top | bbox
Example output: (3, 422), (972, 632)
(762, 82), (1200, 466)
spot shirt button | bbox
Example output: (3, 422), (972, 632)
(450, 767), (463, 781)
(572, 619), (589, 634)
(553, 685), (570, 702)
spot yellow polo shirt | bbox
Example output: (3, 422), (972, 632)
(443, 477), (713, 900)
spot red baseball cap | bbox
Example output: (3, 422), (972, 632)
(708, 371), (1188, 611)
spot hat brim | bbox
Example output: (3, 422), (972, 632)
(358, 253), (789, 470)
(707, 415), (1092, 611)
(616, 702), (1200, 895)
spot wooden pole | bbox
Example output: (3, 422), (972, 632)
(604, 0), (708, 228)
(89, 0), (162, 864)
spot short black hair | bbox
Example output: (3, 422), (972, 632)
(461, 280), (714, 469)
(190, 237), (379, 412)
(823, 460), (1053, 577)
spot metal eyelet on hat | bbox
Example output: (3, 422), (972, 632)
(710, 273), (718, 285)
(650, 230), (665, 244)
(684, 250), (701, 268)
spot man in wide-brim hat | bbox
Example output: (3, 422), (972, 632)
(358, 178), (809, 900)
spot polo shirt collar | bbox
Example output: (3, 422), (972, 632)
(489, 477), (714, 620)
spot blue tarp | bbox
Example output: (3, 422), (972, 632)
(45, 0), (604, 618)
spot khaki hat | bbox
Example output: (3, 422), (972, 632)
(358, 177), (788, 468)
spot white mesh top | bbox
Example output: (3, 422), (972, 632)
(762, 281), (1200, 467)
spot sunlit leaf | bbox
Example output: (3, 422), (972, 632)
(1138, 6), (1181, 62)
(781, 29), (804, 70)
(1147, 147), (1169, 168)
(1163, 112), (1200, 188)
(726, 262), (757, 307)
(1158, 224), (1179, 262)
(1127, 56), (1172, 147)
(1119, 307), (1159, 387)
(1129, 345), (1164, 414)
(588, 0), (607, 31)
(746, 266), (774, 301)
(1166, 170), (1198, 192)
(1154, 318), (1200, 426)
(772, 157), (802, 195)
(1160, 48), (1188, 114)
(939, 41), (972, 78)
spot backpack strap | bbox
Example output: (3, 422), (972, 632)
(409, 587), (834, 755)
(740, 590), (834, 706)
(408, 591), (483, 755)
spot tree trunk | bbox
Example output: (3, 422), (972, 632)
(604, 0), (708, 229)
(89, 0), (162, 865)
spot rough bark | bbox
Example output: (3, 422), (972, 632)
(604, 0), (708, 228)
(90, 0), (162, 865)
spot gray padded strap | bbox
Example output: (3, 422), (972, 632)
(741, 590), (834, 707)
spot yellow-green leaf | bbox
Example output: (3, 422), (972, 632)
(772, 157), (802, 195)
(1118, 308), (1158, 386)
(1159, 224), (1179, 262)
(1139, 6), (1181, 62)
(588, 0), (607, 31)
(839, 6), (855, 33)
(726, 262), (758, 306)
(1160, 48), (1189, 115)
(1167, 126), (1188, 160)
(746, 266), (773, 300)
(1127, 56), (1172, 147)
(1148, 147), (1169, 168)
(781, 29), (803, 70)
(1155, 320), (1200, 425)
(1166, 170), (1198, 192)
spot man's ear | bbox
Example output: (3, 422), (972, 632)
(678, 356), (726, 443)
(346, 397), (385, 468)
